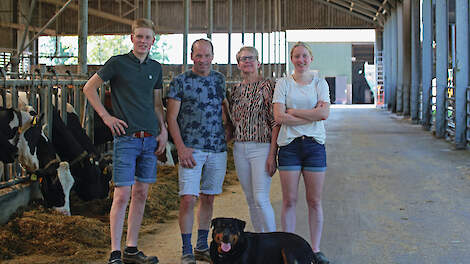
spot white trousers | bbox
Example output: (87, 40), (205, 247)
(233, 142), (276, 232)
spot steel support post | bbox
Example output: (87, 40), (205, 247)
(390, 10), (398, 112)
(374, 28), (383, 106)
(277, 0), (281, 78)
(382, 19), (390, 109)
(284, 0), (287, 77)
(17, 0), (37, 60)
(143, 0), (151, 19)
(402, 0), (411, 116)
(273, 0), (277, 77)
(261, 0), (265, 77)
(253, 0), (257, 47)
(421, 0), (433, 129)
(455, 0), (469, 148)
(435, 0), (448, 137)
(268, 0), (272, 77)
(78, 0), (88, 75)
(242, 0), (245, 44)
(207, 0), (213, 40)
(396, 3), (404, 113)
(410, 0), (421, 121)
(183, 0), (189, 72)
(228, 0), (232, 78)
(386, 18), (393, 110)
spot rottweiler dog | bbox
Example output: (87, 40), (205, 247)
(209, 217), (314, 264)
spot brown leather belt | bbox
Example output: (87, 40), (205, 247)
(132, 131), (152, 138)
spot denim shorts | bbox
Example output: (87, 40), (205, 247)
(278, 136), (327, 172)
(178, 149), (227, 196)
(113, 135), (158, 186)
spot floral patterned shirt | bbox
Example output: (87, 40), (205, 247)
(168, 70), (227, 152)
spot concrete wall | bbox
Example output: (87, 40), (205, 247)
(287, 42), (352, 84)
(0, 182), (42, 225)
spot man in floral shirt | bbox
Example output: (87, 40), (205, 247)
(167, 39), (228, 264)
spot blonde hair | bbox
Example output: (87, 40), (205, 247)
(236, 46), (259, 62)
(132, 18), (156, 34)
(290, 41), (313, 58)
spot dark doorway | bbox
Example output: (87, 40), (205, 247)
(325, 77), (336, 104)
(352, 61), (374, 104)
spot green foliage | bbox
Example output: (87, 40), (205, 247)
(87, 35), (131, 64)
(38, 35), (169, 65)
(38, 36), (78, 65)
(149, 35), (170, 63)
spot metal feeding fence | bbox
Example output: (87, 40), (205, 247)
(467, 86), (470, 145)
(0, 68), (90, 189)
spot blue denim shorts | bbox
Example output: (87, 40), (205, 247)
(113, 135), (158, 186)
(278, 136), (327, 172)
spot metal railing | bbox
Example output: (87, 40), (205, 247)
(1, 68), (89, 189)
(446, 86), (456, 141)
(467, 86), (470, 144)
(1, 72), (242, 189)
(430, 84), (437, 129)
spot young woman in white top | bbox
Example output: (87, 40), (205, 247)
(272, 42), (330, 264)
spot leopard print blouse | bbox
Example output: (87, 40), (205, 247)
(228, 78), (276, 143)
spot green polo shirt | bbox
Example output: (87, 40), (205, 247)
(97, 51), (163, 137)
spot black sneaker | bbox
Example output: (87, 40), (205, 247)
(122, 250), (159, 264)
(313, 251), (330, 264)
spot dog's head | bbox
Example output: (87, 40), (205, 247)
(211, 217), (246, 254)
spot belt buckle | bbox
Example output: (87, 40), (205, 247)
(139, 131), (144, 138)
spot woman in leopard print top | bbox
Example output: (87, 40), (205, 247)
(228, 46), (280, 232)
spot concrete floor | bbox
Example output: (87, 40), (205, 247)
(280, 106), (470, 264)
(130, 105), (470, 264)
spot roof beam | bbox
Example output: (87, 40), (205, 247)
(355, 0), (382, 8)
(348, 0), (387, 22)
(0, 22), (56, 35)
(349, 0), (381, 13)
(319, 0), (381, 27)
(327, 0), (377, 19)
(40, 0), (133, 26)
(377, 0), (392, 16)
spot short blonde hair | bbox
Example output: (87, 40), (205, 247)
(236, 46), (259, 62)
(290, 41), (313, 58)
(132, 18), (156, 35)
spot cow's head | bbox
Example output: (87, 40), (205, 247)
(0, 107), (35, 143)
(17, 113), (44, 172)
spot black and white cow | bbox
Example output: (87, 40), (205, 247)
(1, 107), (75, 215)
(51, 107), (110, 201)
(65, 110), (99, 158)
(0, 106), (39, 171)
(22, 116), (74, 215)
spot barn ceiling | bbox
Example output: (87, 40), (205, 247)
(0, 0), (400, 51)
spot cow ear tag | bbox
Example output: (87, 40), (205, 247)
(32, 116), (38, 125)
(30, 173), (37, 181)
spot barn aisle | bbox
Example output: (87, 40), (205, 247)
(90, 106), (470, 264)
(284, 105), (470, 264)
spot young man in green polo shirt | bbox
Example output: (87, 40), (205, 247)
(83, 18), (167, 264)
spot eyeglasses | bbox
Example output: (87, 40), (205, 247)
(239, 56), (256, 62)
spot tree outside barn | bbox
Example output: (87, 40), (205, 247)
(38, 35), (170, 66)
